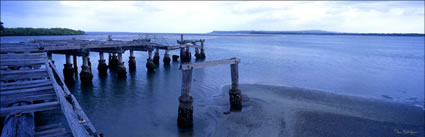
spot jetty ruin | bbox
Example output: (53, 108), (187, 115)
(0, 34), (241, 136)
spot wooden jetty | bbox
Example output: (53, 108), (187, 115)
(1, 34), (240, 132)
(1, 34), (206, 83)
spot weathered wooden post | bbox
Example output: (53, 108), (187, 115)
(185, 47), (191, 62)
(116, 50), (127, 77)
(229, 61), (242, 110)
(146, 50), (156, 72)
(88, 56), (92, 69)
(178, 69), (194, 128)
(97, 52), (108, 76)
(109, 53), (119, 69)
(108, 53), (112, 63)
(73, 54), (78, 75)
(153, 48), (160, 64)
(108, 35), (112, 41)
(63, 54), (74, 82)
(80, 52), (93, 83)
(200, 39), (206, 59)
(0, 102), (35, 137)
(128, 49), (136, 70)
(194, 47), (200, 59)
(163, 49), (171, 64)
(180, 47), (186, 62)
(47, 52), (54, 64)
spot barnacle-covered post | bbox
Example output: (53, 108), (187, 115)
(80, 51), (93, 83)
(128, 49), (136, 70)
(63, 54), (74, 82)
(116, 48), (127, 77)
(178, 67), (193, 128)
(98, 51), (108, 76)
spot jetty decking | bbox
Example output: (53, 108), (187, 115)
(0, 47), (99, 137)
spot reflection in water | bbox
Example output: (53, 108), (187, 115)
(178, 128), (194, 137)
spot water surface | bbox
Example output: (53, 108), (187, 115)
(1, 34), (424, 136)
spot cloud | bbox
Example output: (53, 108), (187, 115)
(1, 1), (423, 33)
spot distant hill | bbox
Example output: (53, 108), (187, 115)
(209, 30), (424, 37)
(0, 27), (85, 36)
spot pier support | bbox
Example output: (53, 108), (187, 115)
(146, 50), (156, 72)
(73, 55), (78, 75)
(180, 48), (186, 62)
(153, 48), (160, 64)
(128, 50), (136, 70)
(88, 56), (92, 69)
(229, 63), (242, 110)
(185, 47), (191, 62)
(179, 58), (241, 119)
(80, 53), (93, 83)
(163, 49), (171, 64)
(200, 40), (206, 59)
(172, 55), (179, 62)
(117, 52), (127, 77)
(194, 48), (200, 59)
(47, 52), (54, 64)
(97, 52), (108, 76)
(109, 53), (119, 69)
(63, 54), (74, 82)
(178, 69), (193, 128)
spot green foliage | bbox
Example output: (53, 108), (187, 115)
(0, 27), (85, 36)
(0, 22), (4, 31)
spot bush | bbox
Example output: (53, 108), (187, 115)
(0, 27), (85, 36)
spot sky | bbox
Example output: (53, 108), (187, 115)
(1, 1), (424, 33)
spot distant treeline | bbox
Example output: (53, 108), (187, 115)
(210, 30), (425, 37)
(0, 27), (85, 36)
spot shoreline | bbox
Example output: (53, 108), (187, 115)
(195, 84), (425, 137)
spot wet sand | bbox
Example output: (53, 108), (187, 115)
(196, 84), (424, 137)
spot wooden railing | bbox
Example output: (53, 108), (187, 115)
(45, 59), (100, 137)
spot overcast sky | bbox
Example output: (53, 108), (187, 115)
(1, 1), (424, 33)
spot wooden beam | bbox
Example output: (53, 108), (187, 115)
(0, 86), (53, 95)
(1, 92), (57, 106)
(0, 69), (49, 81)
(0, 79), (51, 87)
(0, 53), (46, 60)
(0, 80), (52, 91)
(0, 59), (45, 67)
(0, 101), (60, 116)
(45, 60), (100, 137)
(181, 58), (240, 70)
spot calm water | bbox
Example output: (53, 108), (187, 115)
(1, 33), (424, 136)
